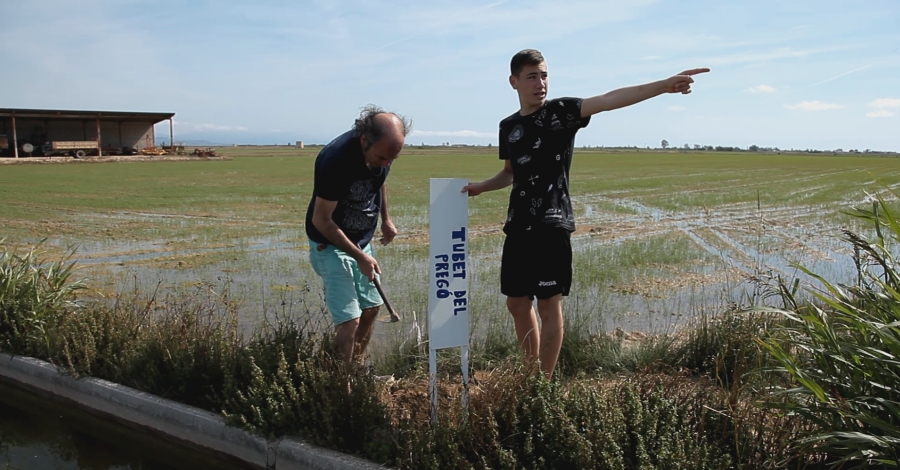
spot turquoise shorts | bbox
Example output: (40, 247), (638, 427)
(308, 240), (383, 325)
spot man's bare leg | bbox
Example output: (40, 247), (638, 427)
(536, 294), (564, 378)
(334, 318), (360, 365)
(507, 295), (540, 368)
(352, 306), (380, 363)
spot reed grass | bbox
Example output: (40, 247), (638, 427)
(756, 195), (900, 468)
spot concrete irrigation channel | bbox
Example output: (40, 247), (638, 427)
(0, 353), (390, 470)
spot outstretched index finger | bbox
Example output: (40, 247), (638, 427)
(679, 68), (710, 76)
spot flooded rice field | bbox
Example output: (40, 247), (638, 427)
(58, 191), (885, 348)
(5, 150), (899, 348)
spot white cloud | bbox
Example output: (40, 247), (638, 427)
(869, 98), (900, 109)
(866, 110), (895, 118)
(746, 85), (776, 94)
(669, 106), (686, 111)
(411, 130), (494, 138)
(784, 101), (842, 111)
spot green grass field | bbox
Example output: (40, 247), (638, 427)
(3, 147), (896, 236)
(2, 146), (900, 345)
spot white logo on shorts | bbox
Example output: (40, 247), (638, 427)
(538, 280), (557, 287)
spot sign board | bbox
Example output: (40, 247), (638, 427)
(428, 178), (470, 419)
(428, 178), (469, 349)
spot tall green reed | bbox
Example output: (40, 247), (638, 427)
(0, 239), (84, 357)
(758, 194), (900, 468)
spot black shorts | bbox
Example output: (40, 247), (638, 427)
(500, 227), (572, 299)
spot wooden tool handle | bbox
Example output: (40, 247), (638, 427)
(373, 277), (400, 322)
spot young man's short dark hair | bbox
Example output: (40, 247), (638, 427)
(510, 49), (545, 77)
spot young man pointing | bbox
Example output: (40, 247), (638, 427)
(463, 49), (709, 378)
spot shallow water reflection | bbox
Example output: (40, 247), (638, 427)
(0, 379), (255, 470)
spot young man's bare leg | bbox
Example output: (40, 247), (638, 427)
(334, 318), (361, 365)
(507, 295), (540, 369)
(352, 306), (380, 364)
(536, 294), (564, 378)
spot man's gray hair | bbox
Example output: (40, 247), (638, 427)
(353, 105), (413, 145)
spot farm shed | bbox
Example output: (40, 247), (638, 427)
(0, 108), (175, 158)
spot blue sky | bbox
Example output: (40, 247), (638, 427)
(3, 0), (898, 151)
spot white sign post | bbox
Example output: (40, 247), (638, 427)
(428, 178), (470, 420)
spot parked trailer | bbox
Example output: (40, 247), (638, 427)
(41, 141), (99, 158)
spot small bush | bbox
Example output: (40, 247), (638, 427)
(44, 280), (245, 411)
(666, 309), (781, 388)
(222, 345), (394, 462)
(396, 367), (735, 470)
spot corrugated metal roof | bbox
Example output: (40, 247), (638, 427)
(0, 108), (174, 123)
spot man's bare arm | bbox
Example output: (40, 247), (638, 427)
(379, 185), (397, 245)
(580, 68), (710, 117)
(311, 197), (380, 278)
(462, 159), (514, 197)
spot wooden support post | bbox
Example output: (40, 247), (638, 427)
(11, 115), (18, 159)
(96, 117), (102, 157)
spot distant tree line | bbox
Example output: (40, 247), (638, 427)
(577, 141), (898, 155)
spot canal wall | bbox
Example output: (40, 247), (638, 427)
(0, 353), (389, 470)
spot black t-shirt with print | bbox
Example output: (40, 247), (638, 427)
(305, 130), (388, 248)
(499, 97), (590, 234)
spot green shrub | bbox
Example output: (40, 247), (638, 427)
(41, 280), (244, 411)
(397, 367), (735, 469)
(666, 309), (781, 388)
(222, 346), (394, 462)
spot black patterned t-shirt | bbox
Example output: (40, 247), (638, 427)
(499, 97), (590, 234)
(305, 130), (388, 248)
